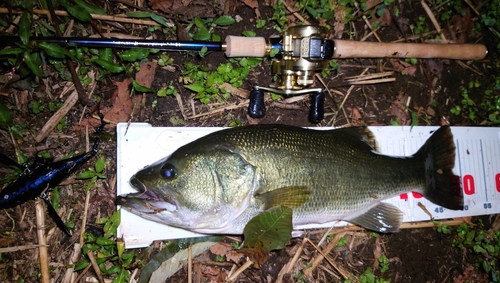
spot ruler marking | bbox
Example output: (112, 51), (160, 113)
(480, 140), (488, 202)
(456, 139), (462, 181)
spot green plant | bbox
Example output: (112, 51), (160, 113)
(378, 254), (389, 274)
(451, 77), (500, 125)
(157, 81), (178, 97)
(321, 60), (340, 78)
(271, 0), (288, 32)
(181, 57), (261, 104)
(296, 0), (335, 20)
(358, 267), (391, 283)
(75, 210), (143, 283)
(76, 156), (107, 193)
(447, 223), (500, 281)
(413, 16), (428, 35)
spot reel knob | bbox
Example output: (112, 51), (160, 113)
(248, 88), (266, 118)
(309, 91), (325, 123)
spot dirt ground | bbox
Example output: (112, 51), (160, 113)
(0, 0), (499, 282)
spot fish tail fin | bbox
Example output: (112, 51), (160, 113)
(415, 126), (463, 210)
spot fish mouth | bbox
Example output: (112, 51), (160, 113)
(115, 176), (177, 213)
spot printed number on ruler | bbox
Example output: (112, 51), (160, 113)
(398, 172), (500, 212)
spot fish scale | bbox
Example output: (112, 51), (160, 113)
(117, 124), (463, 235)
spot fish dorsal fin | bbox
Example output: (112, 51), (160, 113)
(347, 202), (403, 233)
(256, 186), (312, 210)
(333, 127), (379, 151)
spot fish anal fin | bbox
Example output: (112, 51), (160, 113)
(256, 186), (312, 210)
(347, 202), (403, 233)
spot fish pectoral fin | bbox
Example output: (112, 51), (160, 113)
(347, 202), (403, 233)
(256, 186), (312, 210)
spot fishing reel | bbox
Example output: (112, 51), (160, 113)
(248, 26), (334, 123)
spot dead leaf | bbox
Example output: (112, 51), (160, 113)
(135, 62), (158, 89)
(333, 6), (346, 38)
(241, 0), (260, 18)
(104, 78), (134, 124)
(201, 265), (227, 282)
(209, 242), (245, 264)
(390, 93), (410, 125)
(388, 59), (417, 76)
(150, 0), (189, 14)
(425, 59), (443, 79)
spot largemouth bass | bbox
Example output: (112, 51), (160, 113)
(116, 125), (463, 234)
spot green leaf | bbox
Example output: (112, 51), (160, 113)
(111, 267), (130, 283)
(23, 51), (42, 77)
(0, 47), (23, 56)
(103, 210), (121, 239)
(19, 12), (31, 45)
(126, 11), (151, 18)
(150, 13), (170, 27)
(242, 206), (293, 253)
(61, 0), (92, 22)
(74, 260), (90, 271)
(269, 48), (279, 57)
(242, 30), (256, 37)
(120, 48), (150, 62)
(193, 17), (207, 30)
(185, 83), (205, 93)
(93, 58), (124, 73)
(214, 15), (235, 26)
(192, 29), (210, 41)
(77, 170), (96, 179)
(74, 0), (106, 15)
(52, 187), (60, 211)
(132, 80), (154, 93)
(95, 157), (105, 173)
(99, 48), (113, 62)
(38, 42), (69, 58)
(0, 102), (13, 129)
(96, 237), (116, 245)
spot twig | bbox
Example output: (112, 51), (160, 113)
(304, 238), (357, 281)
(45, 0), (94, 106)
(226, 258), (254, 283)
(35, 89), (78, 142)
(87, 249), (105, 283)
(62, 243), (82, 283)
(0, 8), (164, 27)
(35, 198), (50, 283)
(355, 2), (381, 42)
(188, 245), (192, 283)
(186, 100), (250, 120)
(282, 1), (311, 25)
(421, 0), (446, 40)
(73, 260), (92, 283)
(80, 186), (92, 249)
(0, 244), (49, 253)
(276, 237), (308, 283)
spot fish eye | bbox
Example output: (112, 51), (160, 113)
(160, 163), (176, 179)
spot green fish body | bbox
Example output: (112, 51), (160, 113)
(117, 125), (463, 234)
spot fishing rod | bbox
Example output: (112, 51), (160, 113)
(1, 26), (488, 122)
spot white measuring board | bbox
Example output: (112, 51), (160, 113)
(116, 123), (500, 249)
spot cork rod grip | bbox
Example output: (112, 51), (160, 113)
(224, 36), (267, 57)
(333, 40), (488, 60)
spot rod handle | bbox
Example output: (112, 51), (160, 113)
(224, 36), (267, 57)
(333, 40), (487, 60)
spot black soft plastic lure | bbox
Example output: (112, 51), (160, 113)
(0, 114), (105, 236)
